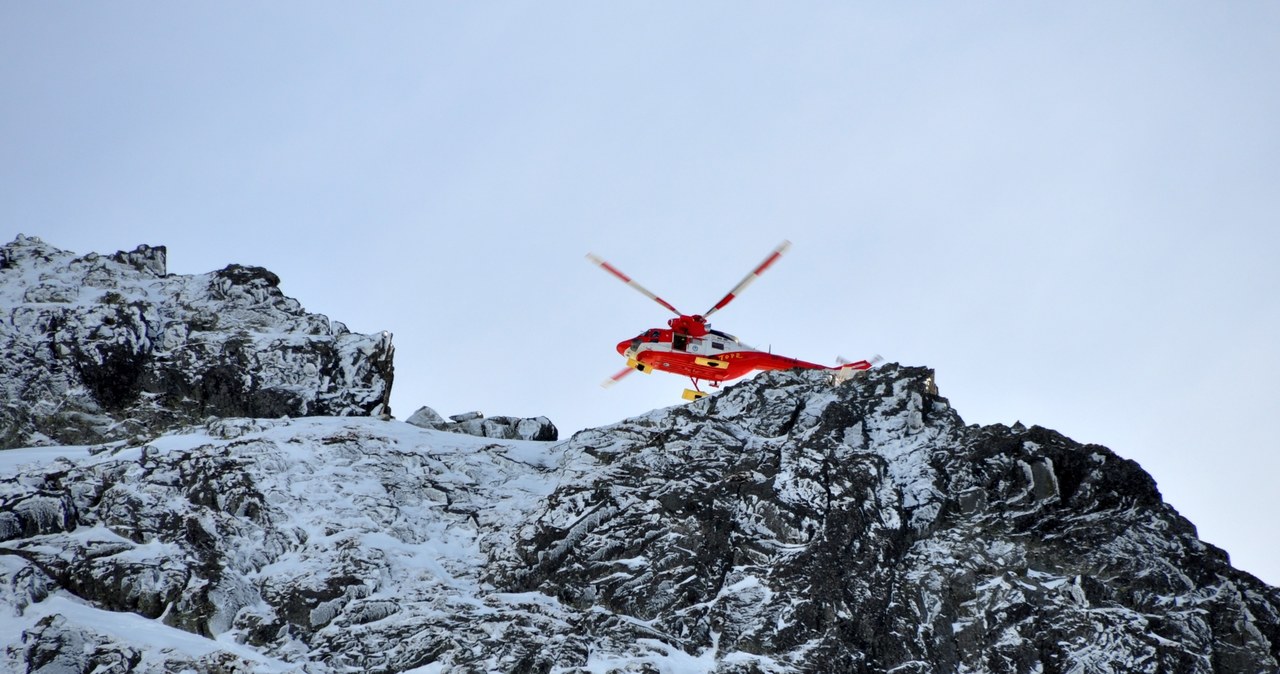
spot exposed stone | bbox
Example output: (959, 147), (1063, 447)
(0, 236), (395, 448)
(109, 244), (167, 277)
(408, 406), (559, 442)
(499, 366), (1280, 672)
(405, 406), (448, 428)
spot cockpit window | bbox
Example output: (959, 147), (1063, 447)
(709, 329), (739, 344)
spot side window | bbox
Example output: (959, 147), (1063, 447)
(672, 334), (688, 351)
(712, 341), (724, 350)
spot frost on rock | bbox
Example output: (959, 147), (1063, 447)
(0, 236), (394, 448)
(0, 417), (573, 673)
(501, 366), (1279, 673)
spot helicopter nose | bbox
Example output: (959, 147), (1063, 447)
(616, 339), (632, 356)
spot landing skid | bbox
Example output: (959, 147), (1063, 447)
(682, 377), (714, 401)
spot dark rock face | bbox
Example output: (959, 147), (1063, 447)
(499, 366), (1280, 672)
(0, 235), (394, 448)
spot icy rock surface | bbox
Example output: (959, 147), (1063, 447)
(1, 365), (1277, 673)
(509, 367), (1280, 672)
(0, 235), (394, 448)
(0, 417), (572, 674)
(407, 405), (559, 441)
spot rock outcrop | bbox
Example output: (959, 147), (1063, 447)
(0, 236), (394, 448)
(505, 366), (1280, 672)
(0, 416), (565, 673)
(406, 406), (558, 441)
(2, 364), (1276, 673)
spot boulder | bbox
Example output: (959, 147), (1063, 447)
(406, 405), (558, 441)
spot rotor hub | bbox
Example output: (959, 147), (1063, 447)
(668, 314), (710, 337)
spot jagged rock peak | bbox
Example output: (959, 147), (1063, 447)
(1, 235), (163, 278)
(0, 236), (395, 448)
(502, 365), (1280, 672)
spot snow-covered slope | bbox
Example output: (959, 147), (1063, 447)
(3, 366), (1278, 673)
(1, 416), (568, 672)
(0, 235), (394, 448)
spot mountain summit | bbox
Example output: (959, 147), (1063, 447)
(0, 235), (394, 449)
(1, 239), (1276, 673)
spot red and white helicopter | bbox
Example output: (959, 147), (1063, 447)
(588, 241), (878, 401)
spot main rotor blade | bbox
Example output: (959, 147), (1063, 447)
(601, 365), (635, 388)
(704, 240), (791, 318)
(586, 253), (683, 316)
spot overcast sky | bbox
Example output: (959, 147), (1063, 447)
(3, 3), (1277, 586)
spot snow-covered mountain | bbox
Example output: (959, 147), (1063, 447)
(0, 235), (394, 449)
(2, 239), (1277, 673)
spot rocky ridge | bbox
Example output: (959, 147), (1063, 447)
(503, 367), (1280, 672)
(0, 235), (394, 448)
(1, 365), (1277, 673)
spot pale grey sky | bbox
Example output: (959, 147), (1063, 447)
(3, 3), (1277, 585)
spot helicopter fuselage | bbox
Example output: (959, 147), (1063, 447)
(617, 326), (831, 383)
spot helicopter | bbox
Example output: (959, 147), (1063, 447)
(587, 240), (877, 401)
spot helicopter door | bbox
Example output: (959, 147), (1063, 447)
(672, 333), (688, 351)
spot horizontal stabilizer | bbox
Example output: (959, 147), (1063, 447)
(834, 354), (883, 383)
